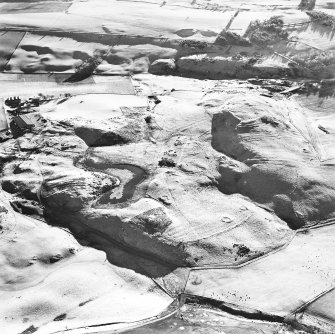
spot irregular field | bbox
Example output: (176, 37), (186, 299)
(185, 225), (335, 317)
(296, 94), (335, 163)
(123, 304), (299, 334)
(296, 287), (335, 331)
(0, 197), (172, 334)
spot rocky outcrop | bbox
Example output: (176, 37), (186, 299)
(211, 94), (335, 228)
(74, 125), (129, 147)
(74, 117), (147, 147)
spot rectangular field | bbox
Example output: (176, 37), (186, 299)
(0, 74), (135, 98)
(0, 31), (25, 71)
(0, 2), (72, 14)
(93, 76), (135, 95)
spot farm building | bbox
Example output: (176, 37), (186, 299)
(10, 114), (40, 138)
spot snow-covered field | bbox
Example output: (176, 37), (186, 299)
(0, 1), (334, 334)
